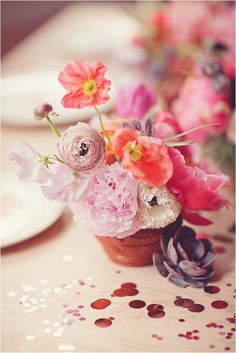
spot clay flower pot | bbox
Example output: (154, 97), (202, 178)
(96, 217), (182, 267)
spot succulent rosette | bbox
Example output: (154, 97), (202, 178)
(153, 226), (216, 288)
(57, 122), (105, 172)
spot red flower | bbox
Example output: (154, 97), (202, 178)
(58, 60), (111, 108)
(112, 128), (173, 187)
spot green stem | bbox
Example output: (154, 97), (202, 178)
(163, 123), (220, 141)
(94, 106), (111, 144)
(46, 116), (61, 138)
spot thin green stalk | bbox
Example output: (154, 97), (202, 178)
(94, 106), (111, 144)
(46, 116), (61, 138)
(163, 123), (220, 141)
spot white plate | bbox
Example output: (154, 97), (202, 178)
(1, 72), (115, 127)
(1, 179), (65, 248)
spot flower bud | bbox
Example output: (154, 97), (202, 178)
(33, 103), (53, 121)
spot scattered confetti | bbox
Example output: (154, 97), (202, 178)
(25, 335), (34, 341)
(95, 318), (112, 328)
(58, 345), (75, 351)
(204, 286), (221, 294)
(63, 255), (73, 262)
(211, 300), (228, 309)
(7, 291), (16, 297)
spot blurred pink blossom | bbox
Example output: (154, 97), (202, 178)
(71, 162), (142, 238)
(167, 148), (229, 225)
(41, 163), (88, 203)
(172, 76), (230, 142)
(116, 83), (156, 120)
(10, 140), (49, 183)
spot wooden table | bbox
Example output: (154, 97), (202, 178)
(2, 3), (235, 352)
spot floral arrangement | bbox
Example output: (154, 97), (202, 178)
(123, 1), (235, 173)
(11, 59), (230, 287)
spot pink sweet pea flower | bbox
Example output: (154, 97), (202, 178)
(41, 163), (88, 203)
(71, 162), (142, 238)
(58, 60), (111, 108)
(172, 75), (230, 142)
(167, 148), (229, 225)
(10, 140), (50, 183)
(116, 83), (156, 120)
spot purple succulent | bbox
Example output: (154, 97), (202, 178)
(153, 226), (216, 288)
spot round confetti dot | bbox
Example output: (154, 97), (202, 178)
(63, 255), (73, 262)
(40, 279), (49, 284)
(43, 328), (52, 334)
(204, 286), (220, 294)
(25, 335), (34, 341)
(179, 319), (185, 322)
(78, 305), (84, 309)
(79, 317), (86, 321)
(148, 310), (165, 318)
(128, 300), (146, 309)
(7, 291), (16, 297)
(188, 304), (205, 313)
(42, 320), (50, 325)
(211, 300), (228, 309)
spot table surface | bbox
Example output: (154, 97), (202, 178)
(2, 3), (235, 353)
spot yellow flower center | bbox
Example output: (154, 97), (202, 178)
(124, 141), (142, 161)
(82, 79), (97, 96)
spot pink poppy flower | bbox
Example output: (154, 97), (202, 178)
(172, 75), (230, 142)
(10, 140), (50, 183)
(58, 60), (111, 108)
(167, 148), (229, 225)
(112, 128), (173, 187)
(71, 162), (142, 238)
(41, 163), (88, 203)
(116, 83), (156, 120)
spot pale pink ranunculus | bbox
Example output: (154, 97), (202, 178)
(57, 122), (105, 172)
(116, 83), (156, 120)
(41, 163), (88, 203)
(58, 60), (111, 108)
(167, 148), (229, 225)
(172, 76), (230, 142)
(71, 162), (142, 238)
(10, 140), (50, 183)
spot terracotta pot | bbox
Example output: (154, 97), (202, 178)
(96, 216), (182, 267)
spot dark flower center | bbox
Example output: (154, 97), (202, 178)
(149, 196), (158, 206)
(79, 142), (89, 156)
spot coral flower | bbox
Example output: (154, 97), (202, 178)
(58, 60), (111, 108)
(112, 128), (173, 187)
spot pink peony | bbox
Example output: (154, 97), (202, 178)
(71, 162), (142, 238)
(116, 83), (156, 120)
(167, 148), (229, 225)
(10, 140), (50, 183)
(41, 163), (88, 203)
(57, 122), (105, 172)
(112, 128), (173, 187)
(172, 76), (230, 142)
(58, 60), (111, 108)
